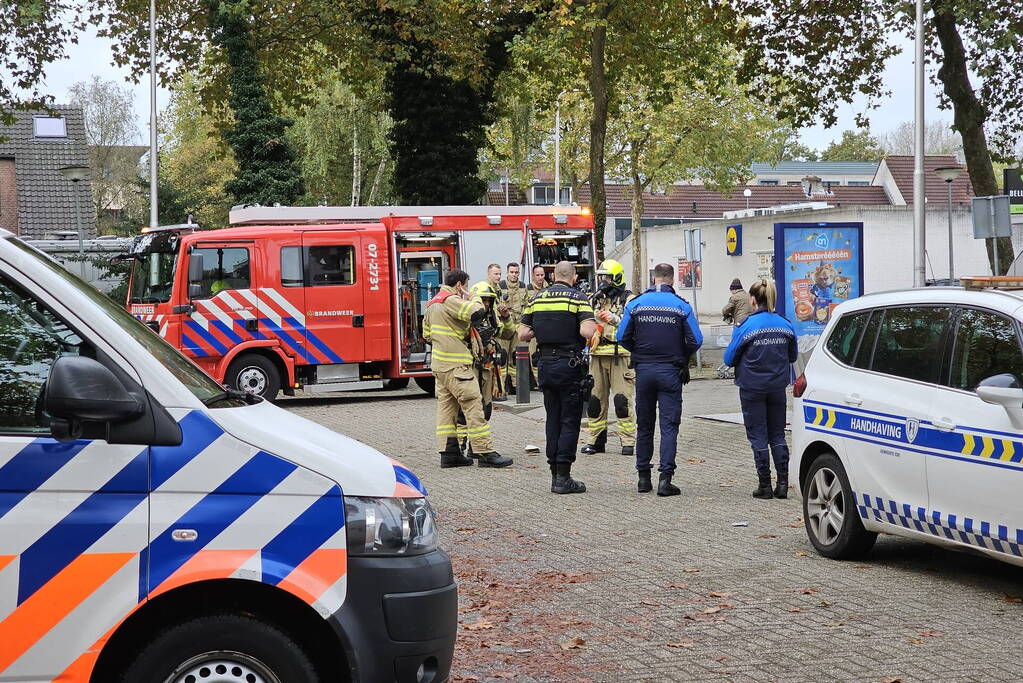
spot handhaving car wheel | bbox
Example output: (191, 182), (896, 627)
(802, 452), (877, 559)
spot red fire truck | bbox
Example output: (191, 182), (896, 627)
(125, 206), (597, 399)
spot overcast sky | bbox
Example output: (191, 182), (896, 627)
(38, 26), (953, 153)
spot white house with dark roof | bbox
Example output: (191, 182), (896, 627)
(0, 106), (96, 239)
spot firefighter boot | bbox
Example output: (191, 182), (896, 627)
(752, 449), (773, 498)
(657, 473), (681, 497)
(477, 451), (513, 468)
(581, 430), (607, 455)
(771, 443), (790, 498)
(440, 438), (473, 468)
(637, 469), (652, 493)
(552, 464), (586, 494)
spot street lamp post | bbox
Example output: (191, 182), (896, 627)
(59, 165), (90, 277)
(934, 166), (962, 282)
(743, 188), (752, 211)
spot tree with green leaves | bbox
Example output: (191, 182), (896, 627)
(207, 0), (303, 206)
(732, 0), (1023, 273)
(603, 70), (788, 290)
(510, 0), (739, 255)
(820, 129), (886, 162)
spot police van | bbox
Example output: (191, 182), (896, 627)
(0, 229), (454, 681)
(791, 278), (1023, 566)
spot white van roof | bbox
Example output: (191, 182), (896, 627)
(229, 204), (590, 225)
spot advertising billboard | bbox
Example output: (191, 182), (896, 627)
(1005, 169), (1022, 215)
(774, 222), (864, 352)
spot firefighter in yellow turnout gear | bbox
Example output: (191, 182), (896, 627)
(582, 259), (637, 456)
(423, 269), (512, 468)
(498, 263), (529, 392)
(455, 281), (516, 456)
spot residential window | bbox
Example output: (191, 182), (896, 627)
(847, 180), (869, 187)
(531, 185), (571, 206)
(758, 180), (779, 186)
(786, 181), (802, 186)
(33, 116), (67, 138)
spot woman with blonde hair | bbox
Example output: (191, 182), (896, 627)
(723, 279), (798, 499)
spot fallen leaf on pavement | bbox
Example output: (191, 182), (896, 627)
(684, 458), (705, 464)
(683, 568), (701, 573)
(708, 591), (731, 598)
(1005, 595), (1023, 603)
(560, 637), (586, 650)
(820, 600), (831, 607)
(786, 607), (802, 613)
(667, 582), (689, 589)
(719, 482), (735, 488)
(800, 588), (818, 595)
(853, 564), (872, 569)
(795, 551), (808, 557)
(462, 619), (495, 631)
(703, 607), (721, 614)
(880, 678), (903, 683)
(918, 630), (943, 637)
(906, 638), (924, 645)
(718, 602), (736, 609)
(640, 600), (662, 606)
(666, 639), (695, 648)
(714, 656), (730, 663)
(756, 534), (779, 539)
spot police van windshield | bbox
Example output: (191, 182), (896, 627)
(128, 231), (181, 303)
(8, 237), (231, 404)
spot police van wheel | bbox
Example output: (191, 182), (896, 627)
(121, 613), (319, 683)
(227, 354), (280, 401)
(802, 453), (877, 560)
(414, 376), (436, 396)
(383, 378), (410, 390)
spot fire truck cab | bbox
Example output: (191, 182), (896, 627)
(125, 206), (597, 400)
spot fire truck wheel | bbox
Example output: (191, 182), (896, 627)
(120, 613), (319, 683)
(414, 376), (436, 396)
(226, 354), (281, 401)
(383, 378), (410, 390)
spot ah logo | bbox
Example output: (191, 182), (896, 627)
(814, 232), (830, 249)
(906, 418), (920, 444)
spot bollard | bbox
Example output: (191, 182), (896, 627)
(515, 345), (531, 404)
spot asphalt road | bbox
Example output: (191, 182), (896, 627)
(282, 379), (1023, 682)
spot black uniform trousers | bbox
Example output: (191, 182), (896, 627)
(634, 362), (683, 474)
(537, 355), (586, 465)
(738, 387), (789, 477)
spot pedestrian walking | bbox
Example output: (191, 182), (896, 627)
(581, 259), (636, 456)
(722, 278), (753, 325)
(518, 261), (596, 494)
(617, 263), (703, 496)
(498, 262), (528, 393)
(423, 269), (512, 469)
(723, 278), (797, 499)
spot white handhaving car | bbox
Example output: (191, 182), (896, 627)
(791, 281), (1023, 565)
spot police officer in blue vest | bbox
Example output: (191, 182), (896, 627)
(723, 278), (798, 499)
(617, 263), (703, 496)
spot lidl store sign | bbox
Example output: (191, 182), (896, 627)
(725, 224), (742, 255)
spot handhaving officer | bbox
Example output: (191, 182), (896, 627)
(423, 269), (512, 469)
(723, 278), (797, 499)
(617, 263), (703, 497)
(581, 259), (636, 456)
(518, 261), (596, 494)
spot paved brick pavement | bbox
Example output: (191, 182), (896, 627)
(282, 380), (1023, 682)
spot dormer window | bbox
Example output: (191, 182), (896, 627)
(531, 184), (571, 205)
(33, 116), (67, 138)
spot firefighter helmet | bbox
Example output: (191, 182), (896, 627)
(596, 259), (626, 287)
(470, 281), (498, 299)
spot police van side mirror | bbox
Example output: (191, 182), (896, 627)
(44, 355), (144, 441)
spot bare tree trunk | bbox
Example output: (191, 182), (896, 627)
(588, 1), (609, 259)
(367, 157), (387, 205)
(630, 164), (645, 291)
(931, 3), (1012, 274)
(351, 95), (362, 206)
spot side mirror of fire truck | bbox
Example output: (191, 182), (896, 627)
(187, 252), (204, 300)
